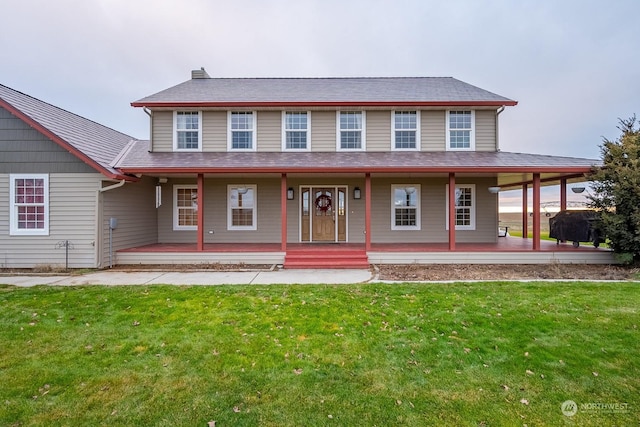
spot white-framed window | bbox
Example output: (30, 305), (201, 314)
(392, 111), (420, 150)
(337, 111), (366, 150)
(282, 111), (310, 150)
(173, 111), (202, 151)
(391, 184), (421, 230)
(446, 184), (476, 230)
(228, 111), (257, 151)
(228, 185), (257, 230)
(173, 185), (198, 230)
(9, 174), (49, 236)
(446, 110), (475, 150)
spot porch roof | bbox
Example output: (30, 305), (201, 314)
(115, 141), (599, 187)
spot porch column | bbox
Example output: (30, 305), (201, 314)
(522, 184), (528, 239)
(365, 173), (371, 251)
(532, 173), (541, 251)
(560, 178), (567, 211)
(197, 173), (204, 251)
(448, 173), (456, 251)
(281, 173), (287, 252)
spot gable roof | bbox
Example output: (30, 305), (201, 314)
(0, 84), (137, 180)
(132, 77), (517, 108)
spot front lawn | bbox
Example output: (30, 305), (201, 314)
(0, 282), (637, 426)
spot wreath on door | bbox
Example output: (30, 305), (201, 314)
(315, 194), (332, 212)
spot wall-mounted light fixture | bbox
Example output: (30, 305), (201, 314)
(488, 186), (501, 194)
(287, 187), (295, 200)
(158, 177), (168, 184)
(353, 187), (361, 199)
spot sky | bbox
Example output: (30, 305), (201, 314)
(1, 0), (639, 209)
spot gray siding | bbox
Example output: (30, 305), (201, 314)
(257, 111), (281, 151)
(101, 177), (159, 267)
(310, 111), (336, 151)
(366, 110), (391, 151)
(0, 107), (96, 173)
(202, 111), (226, 151)
(0, 173), (102, 268)
(475, 110), (497, 151)
(421, 110), (446, 151)
(151, 111), (173, 152)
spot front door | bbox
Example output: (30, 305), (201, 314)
(312, 188), (335, 241)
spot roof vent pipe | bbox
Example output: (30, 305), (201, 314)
(191, 67), (210, 79)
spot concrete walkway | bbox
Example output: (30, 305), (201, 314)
(0, 268), (374, 287)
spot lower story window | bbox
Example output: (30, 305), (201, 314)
(392, 185), (420, 230)
(446, 184), (476, 230)
(228, 185), (257, 230)
(10, 174), (49, 235)
(173, 185), (198, 230)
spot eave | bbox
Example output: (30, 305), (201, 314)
(130, 100), (518, 108)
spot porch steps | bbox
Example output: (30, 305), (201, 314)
(284, 249), (370, 269)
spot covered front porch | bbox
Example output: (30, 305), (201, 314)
(116, 237), (615, 266)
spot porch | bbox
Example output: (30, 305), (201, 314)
(116, 237), (616, 266)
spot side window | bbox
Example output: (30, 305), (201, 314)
(228, 185), (257, 230)
(174, 111), (202, 151)
(446, 184), (476, 230)
(9, 174), (49, 236)
(391, 184), (420, 230)
(392, 111), (419, 150)
(228, 111), (256, 151)
(446, 110), (475, 150)
(283, 111), (310, 150)
(173, 185), (198, 230)
(337, 111), (365, 150)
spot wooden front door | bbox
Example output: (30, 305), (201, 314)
(312, 188), (335, 241)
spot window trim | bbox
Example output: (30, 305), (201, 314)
(336, 111), (366, 151)
(173, 185), (198, 231)
(445, 184), (476, 230)
(282, 111), (311, 151)
(173, 111), (202, 152)
(9, 174), (49, 236)
(228, 111), (257, 151)
(446, 110), (475, 151)
(227, 184), (257, 231)
(391, 184), (421, 230)
(391, 110), (420, 151)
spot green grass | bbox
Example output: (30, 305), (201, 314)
(0, 282), (638, 426)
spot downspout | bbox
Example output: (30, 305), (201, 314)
(495, 106), (505, 152)
(97, 179), (127, 268)
(144, 107), (153, 152)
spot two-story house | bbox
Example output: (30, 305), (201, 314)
(0, 71), (612, 269)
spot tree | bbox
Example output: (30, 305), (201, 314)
(588, 115), (640, 264)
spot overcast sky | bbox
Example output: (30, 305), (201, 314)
(2, 0), (638, 207)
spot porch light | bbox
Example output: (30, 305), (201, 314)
(287, 187), (295, 200)
(157, 177), (168, 184)
(353, 187), (361, 199)
(488, 186), (501, 194)
(571, 186), (586, 194)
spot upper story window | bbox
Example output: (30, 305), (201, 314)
(228, 111), (256, 151)
(391, 184), (420, 230)
(174, 111), (202, 151)
(447, 110), (475, 150)
(337, 111), (365, 150)
(283, 111), (310, 150)
(228, 185), (257, 230)
(392, 111), (420, 150)
(10, 174), (49, 236)
(173, 185), (198, 230)
(446, 184), (476, 230)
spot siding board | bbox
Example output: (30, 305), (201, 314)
(310, 111), (335, 151)
(366, 110), (391, 151)
(257, 111), (281, 151)
(475, 110), (497, 151)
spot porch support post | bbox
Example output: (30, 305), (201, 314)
(448, 173), (456, 251)
(522, 184), (528, 239)
(560, 178), (567, 211)
(197, 173), (204, 251)
(281, 173), (287, 252)
(532, 173), (541, 251)
(365, 173), (371, 251)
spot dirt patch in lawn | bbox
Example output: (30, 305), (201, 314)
(375, 263), (638, 281)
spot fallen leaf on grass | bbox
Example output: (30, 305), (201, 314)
(233, 406), (241, 413)
(520, 398), (529, 405)
(294, 368), (303, 375)
(501, 384), (510, 391)
(207, 421), (216, 427)
(592, 371), (599, 377)
(525, 369), (534, 375)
